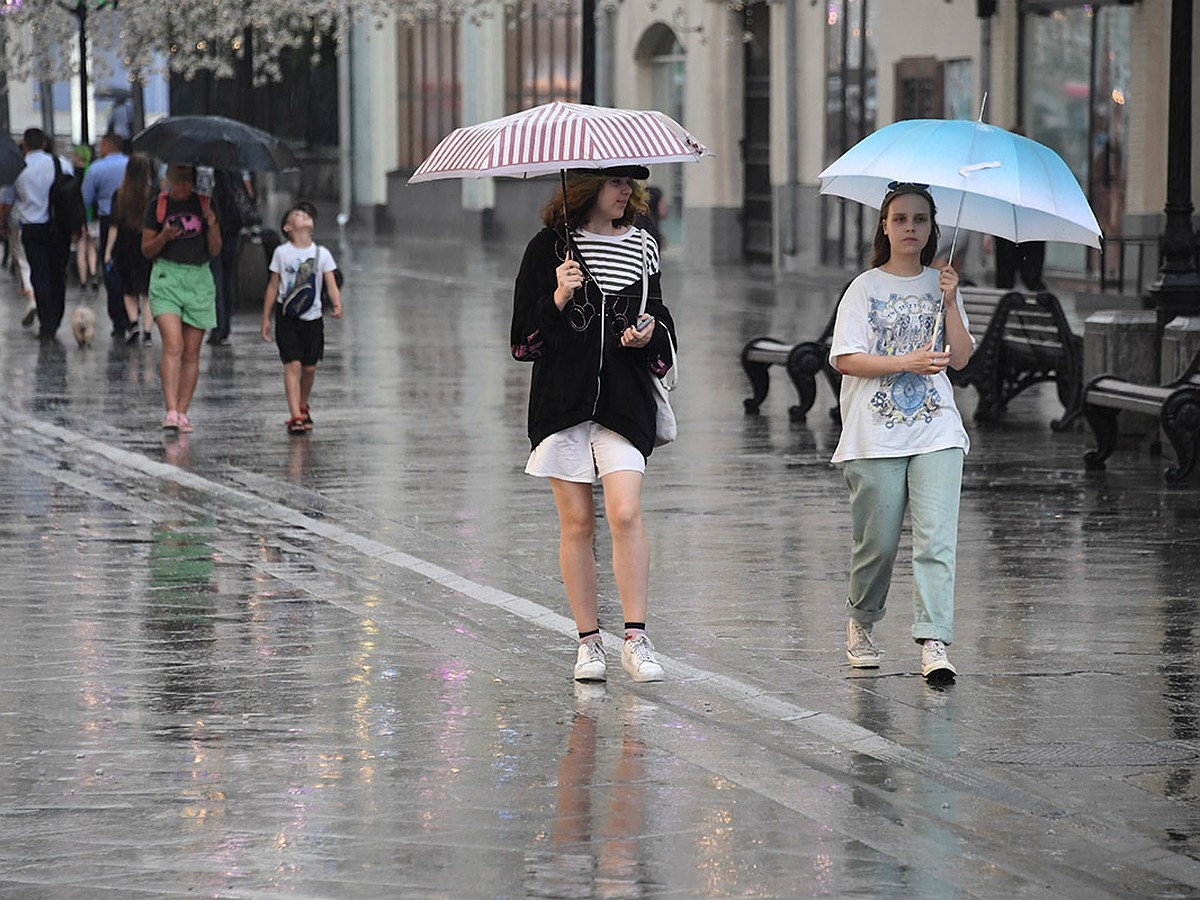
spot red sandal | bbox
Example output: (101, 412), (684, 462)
(287, 417), (308, 435)
(300, 405), (313, 430)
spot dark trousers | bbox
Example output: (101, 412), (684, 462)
(211, 231), (239, 337)
(97, 214), (128, 333)
(994, 237), (1047, 292)
(22, 223), (71, 340)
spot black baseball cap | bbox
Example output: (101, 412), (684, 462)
(567, 164), (650, 180)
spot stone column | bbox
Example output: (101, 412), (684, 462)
(1084, 310), (1160, 435)
(1161, 316), (1200, 383)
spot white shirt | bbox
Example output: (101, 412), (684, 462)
(12, 150), (54, 225)
(829, 266), (973, 464)
(269, 240), (337, 321)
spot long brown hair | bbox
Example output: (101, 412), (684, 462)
(869, 184), (940, 268)
(114, 153), (154, 231)
(540, 173), (649, 232)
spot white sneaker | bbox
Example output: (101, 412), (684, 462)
(574, 639), (607, 683)
(846, 619), (882, 668)
(620, 633), (664, 682)
(921, 640), (957, 680)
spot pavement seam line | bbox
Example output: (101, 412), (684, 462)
(10, 406), (1200, 892)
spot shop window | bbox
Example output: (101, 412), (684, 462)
(396, 15), (460, 171)
(895, 57), (943, 121)
(504, 3), (580, 114)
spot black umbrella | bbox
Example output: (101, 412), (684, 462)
(0, 133), (24, 186)
(130, 115), (299, 173)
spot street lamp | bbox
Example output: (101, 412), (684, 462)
(61, 0), (116, 146)
(1143, 0), (1200, 332)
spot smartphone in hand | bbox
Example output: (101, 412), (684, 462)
(636, 314), (655, 331)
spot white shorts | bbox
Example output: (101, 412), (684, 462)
(525, 421), (646, 483)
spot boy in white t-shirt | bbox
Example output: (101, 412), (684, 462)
(261, 202), (343, 435)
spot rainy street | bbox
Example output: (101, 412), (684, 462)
(1, 233), (1200, 898)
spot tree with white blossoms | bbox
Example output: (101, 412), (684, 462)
(0, 0), (581, 87)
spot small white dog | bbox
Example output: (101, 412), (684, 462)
(70, 306), (96, 348)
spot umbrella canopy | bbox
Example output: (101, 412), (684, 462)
(0, 133), (23, 186)
(408, 100), (712, 183)
(130, 116), (299, 173)
(818, 119), (1102, 248)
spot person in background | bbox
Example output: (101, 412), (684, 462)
(829, 182), (973, 682)
(988, 125), (1047, 293)
(208, 169), (258, 345)
(633, 184), (666, 251)
(260, 202), (342, 434)
(70, 144), (99, 293)
(106, 97), (133, 144)
(0, 183), (36, 322)
(13, 128), (71, 341)
(510, 166), (676, 686)
(105, 153), (155, 345)
(82, 132), (130, 336)
(141, 164), (220, 432)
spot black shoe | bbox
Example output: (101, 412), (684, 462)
(125, 324), (140, 345)
(142, 331), (153, 346)
(207, 331), (229, 346)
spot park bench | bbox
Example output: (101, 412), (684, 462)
(740, 304), (842, 423)
(985, 290), (1084, 431)
(740, 283), (1006, 424)
(1082, 348), (1200, 484)
(739, 285), (1082, 431)
(944, 286), (1009, 419)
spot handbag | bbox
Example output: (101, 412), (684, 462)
(638, 232), (677, 446)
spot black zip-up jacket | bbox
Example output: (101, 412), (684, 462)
(510, 226), (677, 459)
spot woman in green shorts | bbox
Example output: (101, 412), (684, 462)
(141, 165), (221, 432)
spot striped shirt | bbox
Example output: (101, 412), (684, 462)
(572, 226), (660, 294)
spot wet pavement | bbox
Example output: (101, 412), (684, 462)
(1, 233), (1199, 898)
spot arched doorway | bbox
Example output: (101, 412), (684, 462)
(636, 24), (685, 249)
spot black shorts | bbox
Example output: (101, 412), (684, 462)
(274, 309), (325, 366)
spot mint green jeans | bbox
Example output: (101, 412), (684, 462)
(842, 448), (964, 645)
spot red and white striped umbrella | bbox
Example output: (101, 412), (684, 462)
(408, 101), (712, 183)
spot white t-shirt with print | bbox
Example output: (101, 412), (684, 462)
(828, 266), (973, 464)
(269, 240), (337, 322)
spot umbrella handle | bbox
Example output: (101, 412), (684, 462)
(559, 169), (574, 257)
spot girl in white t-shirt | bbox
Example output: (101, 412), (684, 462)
(828, 183), (974, 682)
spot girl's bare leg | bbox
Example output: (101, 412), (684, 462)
(550, 478), (599, 633)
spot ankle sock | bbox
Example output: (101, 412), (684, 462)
(578, 628), (600, 644)
(623, 622), (646, 640)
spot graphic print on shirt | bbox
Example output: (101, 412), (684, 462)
(867, 291), (943, 427)
(566, 291), (639, 336)
(281, 254), (319, 318)
(165, 211), (203, 241)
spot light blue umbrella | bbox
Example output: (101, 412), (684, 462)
(818, 117), (1102, 249)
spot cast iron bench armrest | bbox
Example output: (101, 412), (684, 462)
(740, 284), (849, 423)
(991, 291), (1084, 431)
(1083, 353), (1200, 483)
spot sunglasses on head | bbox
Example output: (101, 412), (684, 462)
(887, 181), (930, 192)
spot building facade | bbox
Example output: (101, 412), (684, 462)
(349, 0), (1191, 286)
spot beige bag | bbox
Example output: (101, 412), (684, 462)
(638, 232), (676, 446)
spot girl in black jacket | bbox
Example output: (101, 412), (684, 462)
(510, 166), (677, 685)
